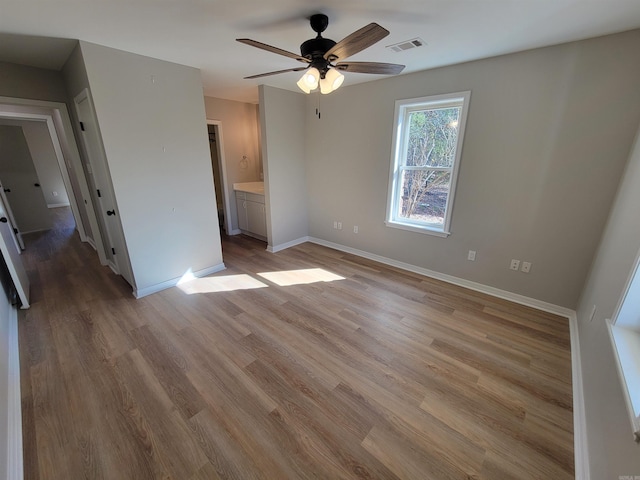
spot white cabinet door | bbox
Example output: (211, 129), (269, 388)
(246, 201), (266, 237)
(235, 192), (248, 231)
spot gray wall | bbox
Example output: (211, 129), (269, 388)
(576, 125), (640, 477)
(0, 61), (69, 103)
(78, 41), (223, 291)
(0, 125), (51, 233)
(259, 85), (309, 249)
(302, 29), (640, 309)
(203, 96), (261, 232)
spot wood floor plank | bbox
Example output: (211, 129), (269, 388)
(18, 207), (575, 479)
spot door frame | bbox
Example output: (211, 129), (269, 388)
(0, 186), (24, 251)
(0, 96), (105, 262)
(74, 88), (135, 286)
(206, 120), (233, 236)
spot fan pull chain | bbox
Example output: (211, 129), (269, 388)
(315, 91), (321, 119)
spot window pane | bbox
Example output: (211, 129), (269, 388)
(405, 107), (461, 168)
(398, 169), (451, 225)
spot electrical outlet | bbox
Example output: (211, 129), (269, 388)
(333, 221), (338, 229)
(353, 225), (359, 234)
(521, 261), (532, 273)
(510, 259), (520, 271)
(467, 250), (476, 261)
(337, 222), (342, 230)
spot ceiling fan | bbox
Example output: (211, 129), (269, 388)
(236, 14), (405, 94)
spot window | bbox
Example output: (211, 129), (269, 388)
(386, 91), (470, 236)
(607, 247), (640, 443)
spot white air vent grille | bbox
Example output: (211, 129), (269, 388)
(386, 38), (426, 53)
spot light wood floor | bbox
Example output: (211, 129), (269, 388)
(19, 207), (574, 479)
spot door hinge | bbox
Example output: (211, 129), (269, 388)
(80, 121), (85, 131)
(111, 247), (116, 255)
(97, 189), (101, 197)
(13, 228), (18, 234)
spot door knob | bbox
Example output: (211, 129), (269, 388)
(0, 217), (7, 223)
(106, 210), (115, 216)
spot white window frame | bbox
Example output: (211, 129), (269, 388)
(385, 91), (471, 237)
(607, 245), (640, 443)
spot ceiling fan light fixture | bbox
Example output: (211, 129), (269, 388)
(296, 76), (312, 94)
(297, 67), (320, 93)
(321, 68), (344, 94)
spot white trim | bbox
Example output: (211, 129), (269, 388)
(308, 237), (574, 317)
(133, 263), (226, 299)
(229, 228), (242, 236)
(267, 236), (310, 253)
(86, 236), (97, 251)
(7, 306), (24, 480)
(606, 319), (640, 443)
(47, 202), (70, 208)
(384, 220), (451, 238)
(569, 312), (590, 480)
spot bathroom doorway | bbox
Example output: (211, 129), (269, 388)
(207, 121), (232, 236)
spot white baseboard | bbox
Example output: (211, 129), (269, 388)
(8, 306), (24, 480)
(229, 228), (242, 235)
(267, 236), (310, 253)
(133, 263), (226, 299)
(308, 237), (574, 318)
(306, 236), (588, 477)
(569, 313), (590, 480)
(47, 202), (70, 208)
(85, 236), (97, 251)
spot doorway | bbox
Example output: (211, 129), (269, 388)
(207, 120), (232, 236)
(0, 96), (101, 254)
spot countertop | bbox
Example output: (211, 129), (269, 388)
(233, 182), (264, 195)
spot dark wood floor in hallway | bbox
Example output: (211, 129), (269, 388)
(18, 207), (574, 479)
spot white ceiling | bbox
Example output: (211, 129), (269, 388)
(1, 0), (640, 104)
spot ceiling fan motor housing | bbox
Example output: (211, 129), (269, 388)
(300, 37), (336, 58)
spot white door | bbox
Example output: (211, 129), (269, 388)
(0, 185), (23, 251)
(74, 89), (133, 285)
(0, 200), (29, 308)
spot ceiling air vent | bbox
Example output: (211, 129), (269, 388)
(386, 38), (426, 53)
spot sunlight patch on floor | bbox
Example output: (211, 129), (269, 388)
(177, 273), (268, 294)
(257, 268), (345, 287)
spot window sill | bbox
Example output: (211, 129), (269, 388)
(385, 220), (450, 238)
(606, 319), (640, 442)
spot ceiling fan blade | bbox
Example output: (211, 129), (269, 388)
(236, 38), (311, 63)
(323, 23), (389, 61)
(244, 67), (308, 80)
(335, 62), (405, 75)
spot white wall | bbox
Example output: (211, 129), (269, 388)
(0, 125), (51, 233)
(259, 85), (309, 249)
(78, 42), (223, 292)
(575, 124), (640, 477)
(203, 96), (261, 232)
(302, 29), (640, 309)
